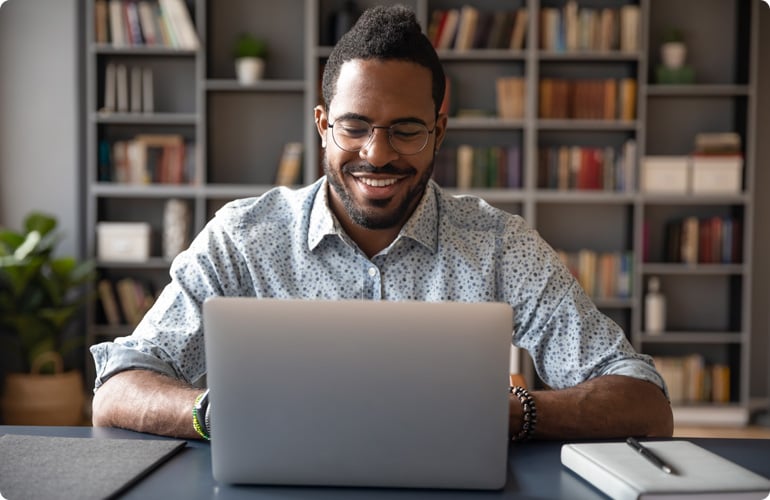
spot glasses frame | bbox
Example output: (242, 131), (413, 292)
(327, 118), (437, 156)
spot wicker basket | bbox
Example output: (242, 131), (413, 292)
(1, 352), (85, 425)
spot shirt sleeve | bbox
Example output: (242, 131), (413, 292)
(89, 208), (249, 390)
(504, 223), (668, 397)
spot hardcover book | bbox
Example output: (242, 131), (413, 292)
(561, 440), (770, 500)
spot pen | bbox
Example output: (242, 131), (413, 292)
(626, 437), (676, 475)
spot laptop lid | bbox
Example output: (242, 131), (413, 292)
(203, 298), (513, 490)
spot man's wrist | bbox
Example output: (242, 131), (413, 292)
(509, 386), (537, 442)
(193, 389), (211, 440)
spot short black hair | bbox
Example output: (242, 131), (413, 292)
(321, 4), (445, 116)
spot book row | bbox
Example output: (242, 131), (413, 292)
(539, 78), (637, 121)
(432, 145), (522, 190)
(94, 0), (199, 49)
(663, 216), (743, 265)
(540, 1), (640, 53)
(428, 6), (529, 51)
(557, 250), (633, 300)
(537, 140), (636, 192)
(653, 354), (731, 405)
(101, 63), (153, 114)
(98, 278), (158, 327)
(98, 135), (195, 185)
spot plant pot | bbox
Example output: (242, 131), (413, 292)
(0, 352), (85, 425)
(235, 57), (265, 84)
(661, 42), (687, 70)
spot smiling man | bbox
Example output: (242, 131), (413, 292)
(91, 5), (673, 441)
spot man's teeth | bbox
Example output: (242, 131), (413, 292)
(359, 177), (398, 187)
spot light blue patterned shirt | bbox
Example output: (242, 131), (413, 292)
(91, 178), (665, 394)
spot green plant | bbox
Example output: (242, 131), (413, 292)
(233, 33), (268, 59)
(662, 28), (685, 44)
(0, 212), (95, 374)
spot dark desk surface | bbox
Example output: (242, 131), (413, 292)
(2, 425), (769, 499)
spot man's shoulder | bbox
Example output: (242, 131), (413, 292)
(214, 181), (321, 228)
(433, 184), (528, 233)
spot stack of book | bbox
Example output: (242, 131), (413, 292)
(94, 0), (199, 49)
(537, 140), (636, 192)
(433, 145), (521, 190)
(539, 78), (636, 121)
(663, 215), (742, 265)
(98, 134), (194, 185)
(540, 1), (640, 52)
(652, 354), (731, 404)
(557, 250), (633, 300)
(428, 6), (528, 51)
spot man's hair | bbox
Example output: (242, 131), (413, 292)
(321, 4), (445, 116)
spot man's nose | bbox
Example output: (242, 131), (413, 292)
(359, 128), (399, 167)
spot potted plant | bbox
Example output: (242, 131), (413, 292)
(661, 28), (686, 70)
(233, 33), (268, 84)
(0, 212), (95, 425)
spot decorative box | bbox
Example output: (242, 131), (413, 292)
(691, 155), (743, 194)
(97, 222), (151, 262)
(641, 156), (690, 194)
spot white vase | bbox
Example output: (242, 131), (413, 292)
(235, 57), (265, 84)
(661, 42), (687, 70)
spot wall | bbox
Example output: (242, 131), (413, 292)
(0, 0), (81, 257)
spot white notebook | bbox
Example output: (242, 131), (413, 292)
(561, 440), (770, 500)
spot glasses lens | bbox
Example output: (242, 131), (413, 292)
(389, 122), (429, 155)
(332, 119), (371, 152)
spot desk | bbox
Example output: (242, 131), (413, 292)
(2, 425), (769, 499)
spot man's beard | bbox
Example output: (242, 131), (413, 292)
(323, 155), (434, 230)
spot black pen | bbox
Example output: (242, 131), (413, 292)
(626, 437), (676, 475)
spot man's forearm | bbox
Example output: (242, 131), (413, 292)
(92, 369), (203, 439)
(509, 375), (673, 440)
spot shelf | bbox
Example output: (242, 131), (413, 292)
(437, 49), (527, 61)
(91, 183), (199, 197)
(640, 193), (748, 205)
(538, 50), (642, 62)
(448, 117), (525, 129)
(537, 119), (639, 131)
(93, 112), (198, 125)
(96, 257), (171, 269)
(205, 79), (306, 92)
(646, 84), (751, 97)
(640, 332), (744, 344)
(91, 44), (197, 57)
(641, 263), (745, 275)
(534, 191), (635, 203)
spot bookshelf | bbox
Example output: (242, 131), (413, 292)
(84, 0), (759, 425)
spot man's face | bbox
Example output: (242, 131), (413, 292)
(315, 59), (446, 231)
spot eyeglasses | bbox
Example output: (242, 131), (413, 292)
(328, 118), (436, 156)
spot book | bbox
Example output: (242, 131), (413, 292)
(274, 142), (303, 186)
(94, 0), (109, 43)
(562, 440), (770, 500)
(98, 279), (122, 325)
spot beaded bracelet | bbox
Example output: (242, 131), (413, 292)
(509, 386), (537, 442)
(192, 392), (210, 441)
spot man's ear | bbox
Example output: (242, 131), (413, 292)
(314, 105), (328, 148)
(433, 112), (449, 153)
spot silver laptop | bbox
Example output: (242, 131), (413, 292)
(203, 297), (513, 490)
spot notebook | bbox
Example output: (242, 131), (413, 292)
(561, 439), (770, 499)
(202, 297), (513, 490)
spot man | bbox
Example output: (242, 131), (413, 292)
(91, 5), (673, 440)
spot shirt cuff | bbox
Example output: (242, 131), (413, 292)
(90, 341), (180, 391)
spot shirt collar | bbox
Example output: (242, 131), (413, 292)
(307, 178), (439, 254)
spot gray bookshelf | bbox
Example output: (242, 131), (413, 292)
(84, 0), (759, 425)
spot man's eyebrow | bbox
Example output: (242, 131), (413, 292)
(331, 112), (429, 126)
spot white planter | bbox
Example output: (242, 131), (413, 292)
(235, 57), (265, 84)
(661, 42), (687, 70)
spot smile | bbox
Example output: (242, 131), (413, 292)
(356, 176), (399, 187)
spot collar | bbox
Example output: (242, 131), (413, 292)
(307, 178), (439, 255)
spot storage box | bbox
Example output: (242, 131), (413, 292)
(691, 155), (743, 194)
(641, 156), (690, 194)
(97, 222), (151, 262)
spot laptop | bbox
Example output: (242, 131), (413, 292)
(202, 297), (513, 490)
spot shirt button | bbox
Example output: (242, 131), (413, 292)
(368, 267), (377, 277)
